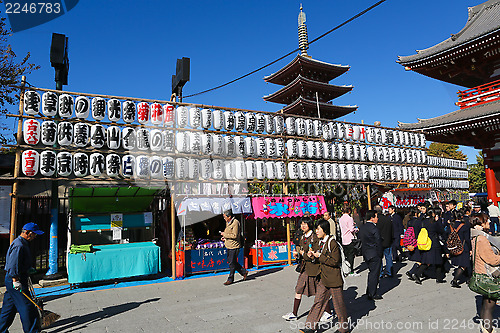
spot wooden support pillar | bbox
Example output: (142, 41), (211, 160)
(485, 167), (498, 205)
(10, 76), (26, 244)
(367, 184), (372, 210)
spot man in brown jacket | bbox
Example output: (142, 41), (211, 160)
(221, 210), (248, 285)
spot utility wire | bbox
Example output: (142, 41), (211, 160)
(184, 0), (387, 99)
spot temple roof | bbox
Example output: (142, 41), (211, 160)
(281, 96), (357, 119)
(398, 0), (500, 65)
(264, 54), (350, 85)
(398, 99), (500, 131)
(263, 75), (353, 104)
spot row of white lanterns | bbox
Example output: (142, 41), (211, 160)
(429, 179), (469, 189)
(427, 156), (467, 169)
(428, 168), (468, 179)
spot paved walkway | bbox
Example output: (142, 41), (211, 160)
(1, 258), (496, 332)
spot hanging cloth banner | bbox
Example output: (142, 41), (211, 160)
(251, 195), (327, 219)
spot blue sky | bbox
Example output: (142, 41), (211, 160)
(3, 0), (484, 163)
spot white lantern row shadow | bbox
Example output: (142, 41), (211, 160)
(429, 179), (470, 189)
(428, 168), (468, 179)
(427, 156), (467, 170)
(24, 91), (425, 147)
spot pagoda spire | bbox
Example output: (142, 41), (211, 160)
(298, 5), (309, 56)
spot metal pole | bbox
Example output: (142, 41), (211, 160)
(171, 192), (176, 278)
(9, 76), (26, 244)
(284, 183), (291, 266)
(255, 219), (259, 270)
(367, 185), (372, 210)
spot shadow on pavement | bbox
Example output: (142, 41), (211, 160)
(245, 267), (283, 280)
(45, 297), (160, 332)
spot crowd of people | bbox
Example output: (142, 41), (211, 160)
(282, 199), (500, 333)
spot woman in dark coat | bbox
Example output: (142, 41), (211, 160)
(447, 210), (471, 288)
(413, 208), (446, 284)
(405, 209), (422, 280)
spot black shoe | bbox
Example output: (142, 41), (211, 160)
(299, 329), (315, 333)
(223, 280), (233, 286)
(406, 271), (415, 280)
(242, 271), (248, 281)
(436, 279), (446, 284)
(451, 280), (461, 288)
(367, 294), (383, 300)
(413, 274), (422, 285)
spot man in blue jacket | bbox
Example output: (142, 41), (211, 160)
(0, 222), (44, 333)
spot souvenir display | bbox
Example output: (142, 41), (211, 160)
(73, 123), (90, 148)
(58, 94), (73, 118)
(201, 133), (213, 155)
(285, 117), (296, 135)
(56, 151), (72, 177)
(286, 139), (298, 158)
(150, 129), (163, 152)
(305, 119), (314, 137)
(213, 134), (224, 156)
(274, 115), (285, 134)
(162, 157), (174, 179)
(244, 136), (256, 157)
(213, 110), (224, 130)
(106, 126), (121, 149)
(224, 135), (236, 157)
(164, 104), (175, 126)
(176, 106), (188, 128)
(42, 92), (57, 117)
(90, 124), (106, 149)
(73, 153), (89, 177)
(137, 128), (151, 151)
(245, 160), (256, 179)
(74, 96), (90, 119)
(21, 150), (39, 176)
(122, 127), (136, 150)
(107, 99), (121, 122)
(264, 114), (274, 134)
(187, 159), (200, 179)
(106, 154), (121, 178)
(235, 161), (246, 180)
(276, 161), (286, 179)
(296, 118), (306, 136)
(57, 122), (73, 146)
(255, 161), (266, 179)
(189, 132), (202, 154)
(150, 156), (162, 179)
(200, 159), (212, 179)
(234, 111), (246, 132)
(255, 113), (265, 133)
(151, 103), (164, 125)
(265, 138), (276, 157)
(121, 155), (134, 178)
(23, 119), (40, 145)
(246, 112), (256, 132)
(212, 159), (224, 179)
(288, 161), (299, 179)
(223, 110), (235, 131)
(39, 151), (56, 177)
(265, 161), (276, 179)
(92, 97), (106, 121)
(136, 155), (150, 179)
(122, 101), (136, 123)
(175, 131), (189, 153)
(224, 161), (235, 180)
(94, 152), (118, 177)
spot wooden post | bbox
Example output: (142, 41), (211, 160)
(10, 76), (26, 244)
(171, 192), (176, 278)
(284, 183), (291, 266)
(367, 185), (372, 210)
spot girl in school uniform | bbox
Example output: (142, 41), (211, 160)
(447, 210), (471, 288)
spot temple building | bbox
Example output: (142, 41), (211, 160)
(397, 0), (500, 203)
(263, 6), (357, 119)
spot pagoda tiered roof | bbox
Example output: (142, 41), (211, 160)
(282, 96), (357, 118)
(263, 75), (353, 104)
(264, 55), (350, 85)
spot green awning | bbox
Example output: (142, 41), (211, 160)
(69, 187), (163, 213)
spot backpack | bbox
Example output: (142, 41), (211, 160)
(327, 238), (351, 280)
(446, 223), (465, 256)
(402, 227), (417, 247)
(417, 226), (432, 251)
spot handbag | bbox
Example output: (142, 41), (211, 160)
(295, 259), (304, 273)
(351, 238), (362, 256)
(468, 236), (500, 299)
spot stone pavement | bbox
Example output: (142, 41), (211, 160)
(2, 257), (496, 332)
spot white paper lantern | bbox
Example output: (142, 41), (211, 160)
(313, 120), (322, 138)
(352, 144), (360, 161)
(136, 102), (150, 124)
(296, 118), (306, 136)
(375, 165), (384, 181)
(122, 101), (136, 123)
(345, 143), (354, 161)
(265, 161), (276, 179)
(188, 132), (202, 154)
(288, 162), (299, 179)
(336, 123), (345, 139)
(276, 161), (286, 179)
(286, 139), (298, 158)
(175, 158), (188, 179)
(224, 135), (236, 157)
(323, 163), (332, 180)
(120, 155), (134, 177)
(255, 161), (266, 179)
(224, 161), (235, 180)
(73, 123), (90, 148)
(255, 113), (265, 133)
(175, 106), (188, 128)
(188, 106), (200, 128)
(356, 126), (367, 141)
(212, 110), (223, 130)
(331, 143), (338, 161)
(323, 142), (332, 160)
(329, 122), (338, 139)
(383, 147), (390, 162)
(246, 113), (256, 132)
(149, 156), (162, 179)
(107, 99), (121, 122)
(234, 111), (246, 132)
(373, 128), (382, 144)
(345, 124), (354, 140)
(39, 150), (56, 177)
(42, 92), (57, 117)
(274, 116), (285, 134)
(275, 138), (285, 157)
(265, 138), (276, 157)
(264, 114), (275, 134)
(234, 161), (246, 180)
(150, 129), (163, 152)
(164, 104), (175, 126)
(58, 94), (73, 118)
(90, 124), (106, 148)
(201, 133), (213, 155)
(369, 165), (377, 181)
(315, 141), (323, 159)
(162, 157), (174, 179)
(74, 96), (90, 119)
(245, 160), (256, 179)
(331, 163), (339, 180)
(376, 146), (384, 162)
(297, 140), (307, 159)
(285, 117), (296, 135)
(322, 123), (331, 140)
(57, 151), (72, 177)
(359, 145), (367, 162)
(188, 159), (200, 179)
(92, 97), (106, 121)
(73, 153), (89, 177)
(361, 164), (369, 181)
(106, 126), (121, 149)
(234, 136), (245, 157)
(338, 164), (347, 180)
(346, 164), (355, 180)
(57, 122), (73, 146)
(223, 111), (235, 131)
(419, 133), (426, 147)
(337, 142), (346, 161)
(367, 146), (376, 162)
(299, 162), (308, 179)
(406, 149), (413, 163)
(120, 128), (135, 150)
(244, 137), (256, 157)
(305, 119), (314, 137)
(403, 132), (410, 146)
(306, 141), (315, 159)
(316, 162), (324, 179)
(151, 103), (164, 126)
(199, 108), (213, 130)
(380, 129), (387, 144)
(212, 134), (224, 156)
(88, 153), (104, 177)
(175, 131), (189, 153)
(255, 138), (266, 157)
(392, 131), (400, 146)
(306, 162), (317, 179)
(366, 127), (376, 143)
(134, 155), (150, 179)
(199, 159), (212, 179)
(23, 119), (40, 145)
